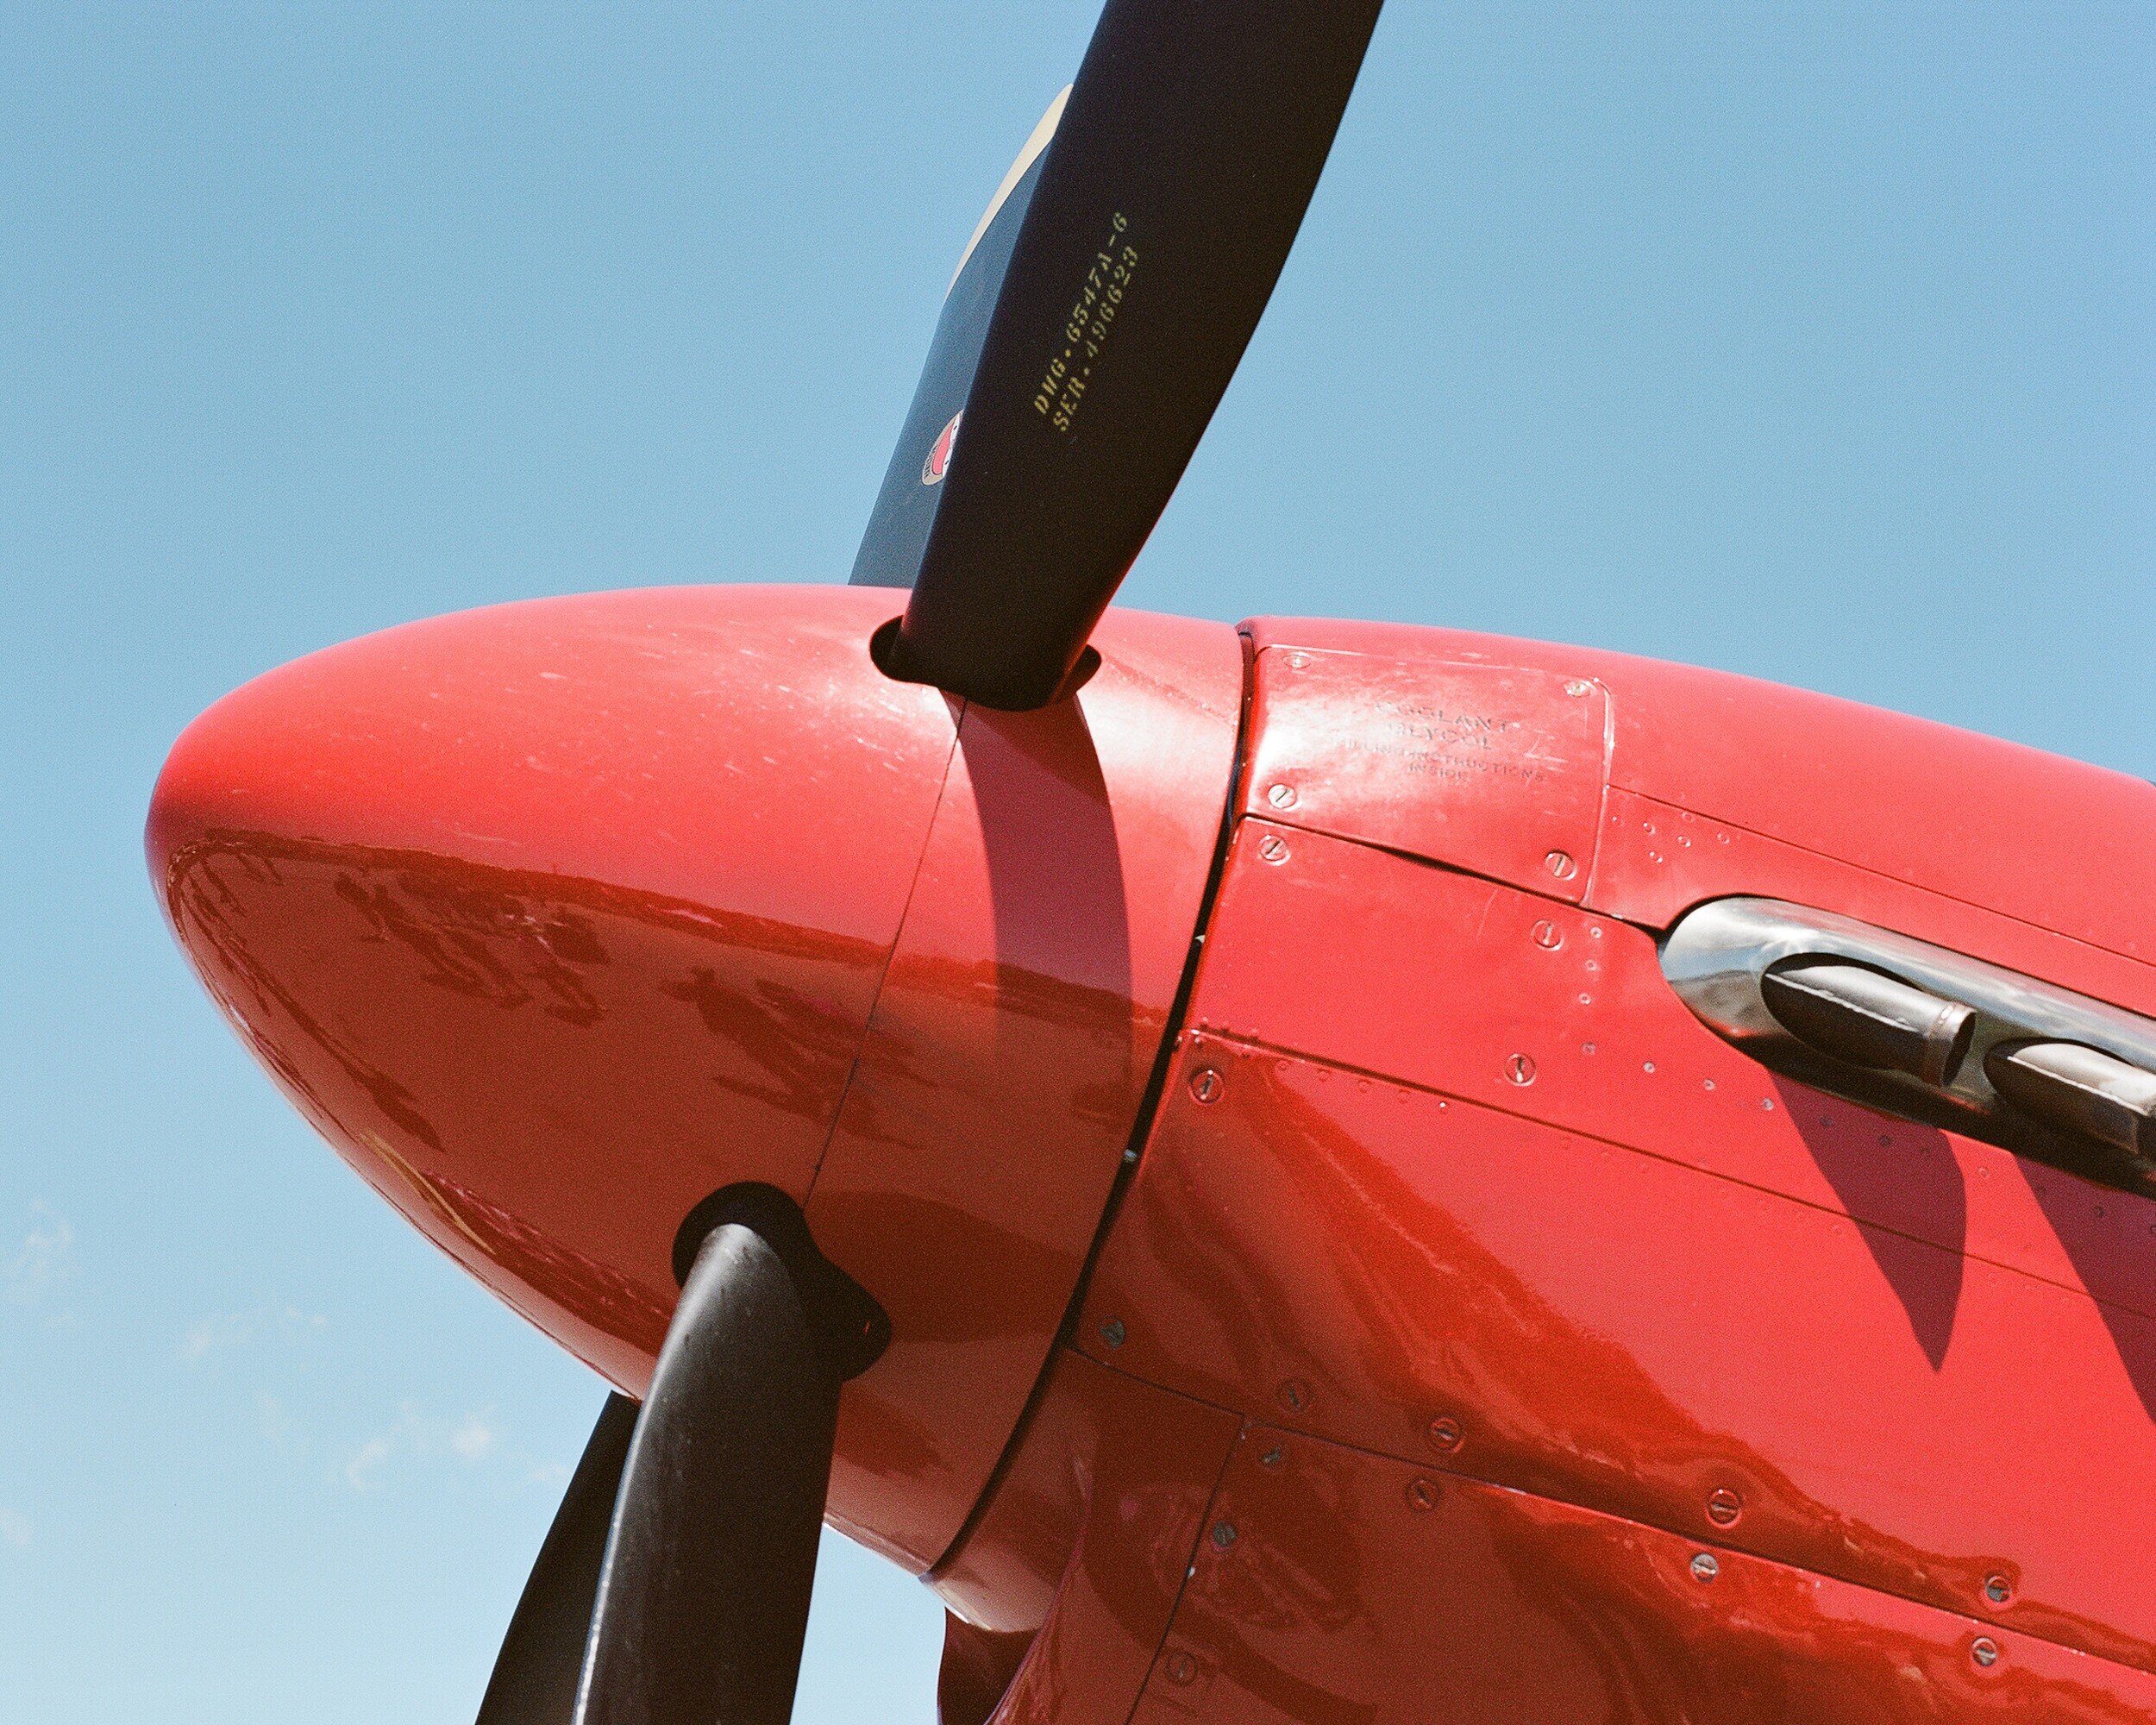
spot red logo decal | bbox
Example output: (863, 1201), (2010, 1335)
(921, 411), (961, 486)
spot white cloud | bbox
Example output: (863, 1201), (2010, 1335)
(8, 1203), (74, 1304)
(344, 1405), (507, 1487)
(0, 1509), (29, 1549)
(345, 1432), (398, 1490)
(255, 1389), (296, 1446)
(449, 1414), (498, 1461)
(178, 1303), (325, 1364)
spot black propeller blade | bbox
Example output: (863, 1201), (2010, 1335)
(479, 1189), (885, 1725)
(855, 0), (1383, 710)
(477, 1396), (639, 1725)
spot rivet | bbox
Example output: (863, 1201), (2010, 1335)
(1971, 1637), (2000, 1669)
(1266, 782), (1298, 809)
(1277, 1378), (1311, 1414)
(1544, 849), (1578, 881)
(1188, 1067), (1223, 1105)
(1405, 1477), (1439, 1512)
(1505, 1053), (1537, 1086)
(1098, 1317), (1126, 1349)
(1426, 1415), (1464, 1453)
(1564, 679), (1593, 697)
(1706, 1488), (1743, 1527)
(1984, 1573), (2012, 1605)
(1257, 833), (1291, 864)
(1689, 1552), (1719, 1583)
(1530, 919), (1563, 950)
(1210, 1521), (1238, 1550)
(1259, 1446), (1286, 1470)
(1163, 1650), (1197, 1685)
(1643, 1061), (1657, 1075)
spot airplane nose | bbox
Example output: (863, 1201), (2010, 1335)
(147, 584), (1244, 1571)
(146, 585), (960, 1388)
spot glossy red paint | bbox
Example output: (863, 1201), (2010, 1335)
(147, 584), (1239, 1572)
(1132, 1424), (2156, 1723)
(930, 1347), (1241, 1725)
(149, 585), (958, 1386)
(1074, 619), (2156, 1704)
(1239, 644), (1609, 904)
(810, 610), (1241, 1569)
(151, 599), (2156, 1716)
(1238, 618), (2156, 967)
(1183, 821), (2156, 1327)
(1086, 1019), (2156, 1667)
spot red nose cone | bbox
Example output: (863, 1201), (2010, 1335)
(147, 586), (958, 1388)
(152, 585), (1246, 1569)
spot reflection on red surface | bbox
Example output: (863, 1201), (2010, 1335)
(1189, 819), (2156, 1325)
(1239, 645), (1610, 904)
(149, 596), (2156, 1713)
(814, 609), (1244, 1569)
(929, 1348), (1241, 1725)
(1238, 618), (2156, 968)
(1133, 1424), (2156, 1723)
(147, 584), (1245, 1573)
(1087, 1030), (2156, 1670)
(162, 832), (886, 1381)
(149, 586), (961, 1390)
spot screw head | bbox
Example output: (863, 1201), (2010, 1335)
(1564, 679), (1593, 697)
(1257, 833), (1291, 864)
(1706, 1488), (1743, 1527)
(1505, 1053), (1537, 1086)
(1188, 1067), (1223, 1105)
(1545, 849), (1578, 881)
(1209, 1521), (1238, 1550)
(1426, 1415), (1463, 1453)
(1163, 1651), (1197, 1685)
(1266, 782), (1298, 809)
(1098, 1317), (1126, 1349)
(1405, 1477), (1439, 1512)
(1287, 651), (1310, 669)
(1276, 1378), (1311, 1414)
(1259, 1446), (1286, 1470)
(1984, 1573), (2012, 1604)
(1689, 1552), (1720, 1583)
(1971, 1637), (2000, 1669)
(1530, 919), (1563, 950)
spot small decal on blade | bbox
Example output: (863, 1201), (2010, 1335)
(921, 411), (961, 485)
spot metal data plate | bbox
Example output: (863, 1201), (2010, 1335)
(1663, 897), (2156, 1195)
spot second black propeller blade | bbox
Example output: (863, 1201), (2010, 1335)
(479, 1190), (885, 1725)
(856, 0), (1384, 710)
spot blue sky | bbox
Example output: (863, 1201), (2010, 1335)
(2, 3), (2148, 1720)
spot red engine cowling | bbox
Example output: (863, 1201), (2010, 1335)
(976, 618), (2156, 1721)
(151, 595), (2156, 1720)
